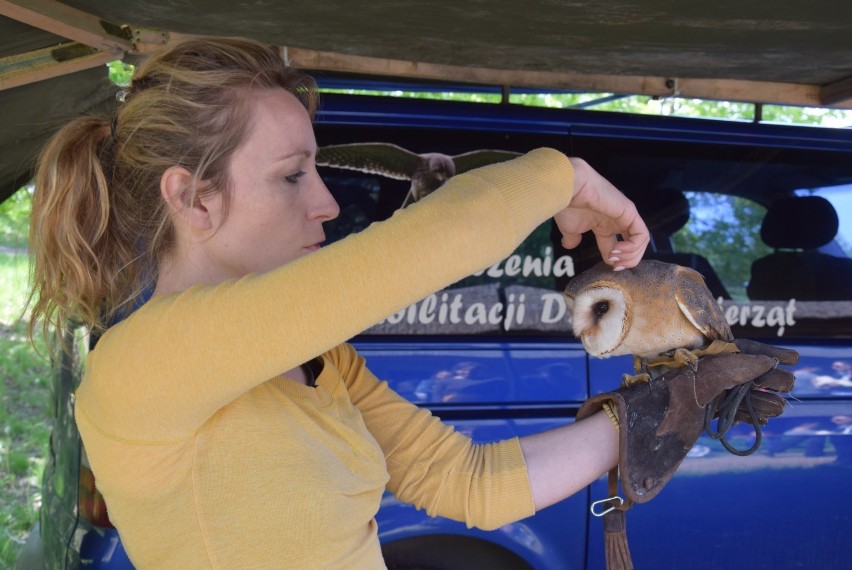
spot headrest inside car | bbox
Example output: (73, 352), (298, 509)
(761, 196), (839, 249)
(632, 188), (690, 235)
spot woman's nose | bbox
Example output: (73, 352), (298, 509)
(311, 178), (340, 222)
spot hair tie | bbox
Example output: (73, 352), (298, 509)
(116, 74), (154, 103)
(100, 117), (120, 186)
(109, 116), (119, 142)
(130, 75), (155, 93)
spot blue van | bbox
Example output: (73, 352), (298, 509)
(18, 85), (852, 569)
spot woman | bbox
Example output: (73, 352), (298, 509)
(27, 37), (780, 569)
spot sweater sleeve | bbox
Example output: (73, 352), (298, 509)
(334, 344), (536, 530)
(77, 149), (574, 442)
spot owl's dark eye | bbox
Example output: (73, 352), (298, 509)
(594, 301), (610, 317)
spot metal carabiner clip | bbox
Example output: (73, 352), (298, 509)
(590, 495), (623, 517)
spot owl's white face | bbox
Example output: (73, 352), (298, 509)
(566, 285), (632, 357)
(565, 260), (732, 362)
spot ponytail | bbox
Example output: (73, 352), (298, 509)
(28, 116), (146, 351)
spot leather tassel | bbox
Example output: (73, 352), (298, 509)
(603, 509), (633, 570)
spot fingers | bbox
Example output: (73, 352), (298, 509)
(734, 391), (787, 425)
(593, 232), (618, 265)
(694, 353), (777, 403)
(711, 341), (797, 429)
(612, 212), (650, 268)
(753, 368), (796, 393)
(733, 339), (800, 366)
(726, 339), (798, 395)
(560, 233), (583, 250)
(607, 226), (649, 270)
(557, 157), (649, 270)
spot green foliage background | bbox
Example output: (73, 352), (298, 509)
(0, 186), (32, 251)
(0, 244), (49, 568)
(322, 88), (852, 127)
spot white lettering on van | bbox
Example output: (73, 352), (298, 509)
(541, 292), (568, 324)
(376, 292), (530, 330)
(475, 248), (575, 279)
(718, 298), (797, 337)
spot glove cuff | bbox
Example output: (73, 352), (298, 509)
(578, 375), (701, 503)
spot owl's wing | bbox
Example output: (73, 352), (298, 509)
(316, 143), (421, 180)
(674, 266), (733, 342)
(452, 150), (522, 174)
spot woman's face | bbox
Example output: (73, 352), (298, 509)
(203, 89), (339, 280)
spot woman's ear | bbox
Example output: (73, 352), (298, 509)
(160, 166), (217, 233)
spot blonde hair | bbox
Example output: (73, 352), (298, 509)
(28, 37), (318, 350)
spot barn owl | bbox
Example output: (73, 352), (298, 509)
(563, 260), (732, 379)
(316, 142), (521, 207)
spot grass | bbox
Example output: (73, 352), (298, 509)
(0, 216), (52, 566)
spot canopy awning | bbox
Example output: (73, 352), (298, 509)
(2, 0), (851, 201)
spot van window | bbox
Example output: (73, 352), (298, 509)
(669, 189), (852, 339)
(672, 192), (770, 301)
(810, 184), (852, 256)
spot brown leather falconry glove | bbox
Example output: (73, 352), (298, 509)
(578, 341), (797, 504)
(578, 340), (797, 570)
(711, 339), (798, 433)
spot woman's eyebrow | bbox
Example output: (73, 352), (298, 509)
(272, 149), (311, 163)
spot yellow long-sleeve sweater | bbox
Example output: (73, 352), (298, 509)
(75, 148), (575, 569)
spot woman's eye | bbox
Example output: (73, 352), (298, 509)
(284, 170), (306, 184)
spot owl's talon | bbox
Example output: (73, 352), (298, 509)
(673, 348), (699, 370)
(622, 372), (651, 387)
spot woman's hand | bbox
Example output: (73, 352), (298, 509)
(554, 158), (649, 270)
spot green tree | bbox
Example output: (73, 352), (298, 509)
(672, 192), (771, 300)
(0, 184), (33, 250)
(330, 88), (852, 128)
(510, 92), (852, 127)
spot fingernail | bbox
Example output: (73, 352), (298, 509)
(613, 266), (625, 272)
(608, 256), (620, 263)
(611, 249), (622, 254)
